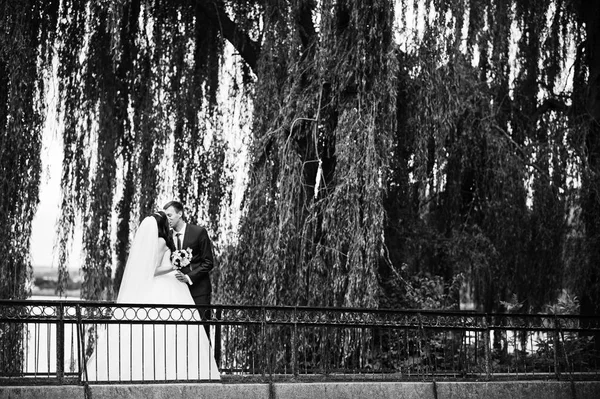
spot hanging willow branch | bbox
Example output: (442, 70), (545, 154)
(4, 0), (600, 318)
(0, 0), (50, 300)
(52, 0), (231, 299)
(217, 0), (397, 307)
(0, 0), (53, 375)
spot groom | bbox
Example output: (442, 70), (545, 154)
(164, 201), (214, 335)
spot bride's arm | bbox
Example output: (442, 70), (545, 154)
(154, 250), (174, 277)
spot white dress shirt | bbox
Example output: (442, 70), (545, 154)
(172, 223), (192, 285)
(172, 222), (187, 249)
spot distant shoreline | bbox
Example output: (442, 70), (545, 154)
(31, 265), (82, 296)
(31, 289), (81, 299)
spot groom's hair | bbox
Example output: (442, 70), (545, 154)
(163, 200), (184, 217)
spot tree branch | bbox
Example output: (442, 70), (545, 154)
(534, 97), (570, 119)
(492, 124), (551, 181)
(294, 0), (317, 52)
(196, 0), (260, 72)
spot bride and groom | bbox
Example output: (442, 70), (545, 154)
(86, 201), (220, 381)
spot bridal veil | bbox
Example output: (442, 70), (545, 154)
(116, 216), (159, 303)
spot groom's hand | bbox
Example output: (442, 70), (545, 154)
(175, 271), (193, 285)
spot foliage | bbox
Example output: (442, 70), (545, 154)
(544, 289), (580, 315)
(0, 0), (48, 301)
(51, 0), (231, 299)
(0, 0), (51, 374)
(217, 0), (397, 307)
(2, 0), (600, 318)
(380, 0), (591, 313)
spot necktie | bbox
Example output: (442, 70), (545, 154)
(176, 233), (182, 250)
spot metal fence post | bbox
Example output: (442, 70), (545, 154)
(215, 308), (222, 368)
(292, 307), (298, 377)
(75, 304), (86, 384)
(56, 303), (65, 384)
(483, 314), (491, 381)
(261, 306), (267, 379)
(554, 315), (561, 380)
(417, 312), (425, 380)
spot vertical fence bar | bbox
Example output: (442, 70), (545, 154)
(483, 315), (491, 381)
(324, 325), (330, 376)
(76, 304), (85, 383)
(560, 329), (573, 378)
(56, 303), (65, 384)
(261, 307), (266, 378)
(554, 315), (560, 380)
(215, 308), (222, 368)
(292, 307), (298, 377)
(417, 313), (424, 380)
(475, 321), (479, 368)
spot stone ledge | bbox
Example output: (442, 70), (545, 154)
(273, 381), (432, 399)
(0, 384), (269, 399)
(435, 381), (600, 399)
(2, 381), (600, 399)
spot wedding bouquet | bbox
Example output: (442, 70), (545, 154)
(171, 247), (193, 270)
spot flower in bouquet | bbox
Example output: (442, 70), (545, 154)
(171, 247), (193, 270)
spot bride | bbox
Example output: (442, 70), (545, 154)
(85, 212), (220, 381)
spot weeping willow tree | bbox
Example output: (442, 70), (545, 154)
(0, 0), (52, 300)
(0, 0), (248, 305)
(218, 0), (600, 312)
(0, 0), (54, 375)
(1, 0), (600, 319)
(572, 0), (600, 322)
(52, 0), (230, 300)
(217, 0), (397, 307)
(374, 0), (600, 314)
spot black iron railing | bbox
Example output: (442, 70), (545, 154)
(1, 299), (599, 384)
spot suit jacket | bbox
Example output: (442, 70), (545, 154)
(179, 224), (214, 298)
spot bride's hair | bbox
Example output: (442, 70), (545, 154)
(152, 211), (176, 251)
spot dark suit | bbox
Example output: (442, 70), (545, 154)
(178, 223), (214, 334)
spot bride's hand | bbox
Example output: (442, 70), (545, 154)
(175, 271), (191, 285)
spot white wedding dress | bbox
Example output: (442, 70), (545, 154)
(85, 217), (220, 382)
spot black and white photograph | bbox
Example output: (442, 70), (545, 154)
(1, 1), (600, 398)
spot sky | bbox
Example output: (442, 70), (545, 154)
(29, 71), (83, 270)
(30, 132), (62, 268)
